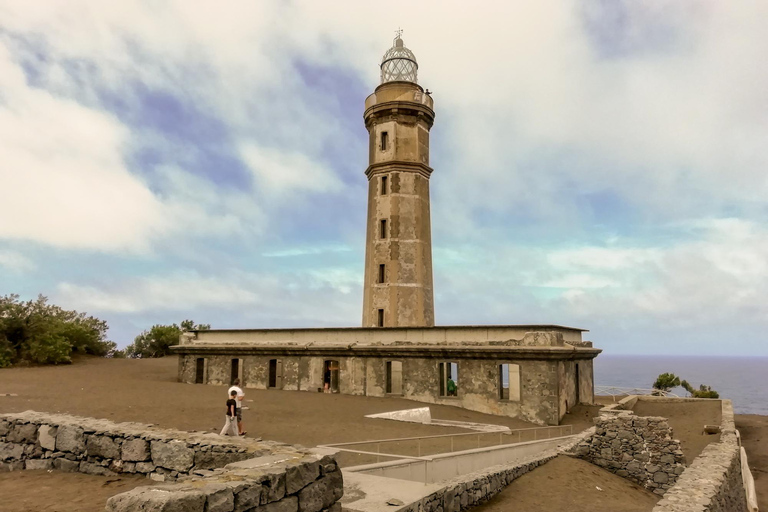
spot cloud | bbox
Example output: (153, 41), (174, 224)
(240, 143), (344, 197)
(0, 250), (35, 272)
(0, 44), (168, 252)
(55, 268), (361, 332)
(1, 1), (766, 355)
(56, 276), (258, 314)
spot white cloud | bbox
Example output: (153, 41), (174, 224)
(0, 250), (35, 272)
(1, 1), (766, 354)
(56, 276), (259, 314)
(0, 44), (169, 252)
(55, 268), (361, 327)
(240, 144), (344, 197)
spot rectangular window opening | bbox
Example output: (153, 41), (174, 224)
(438, 362), (459, 397)
(381, 175), (388, 195)
(380, 219), (387, 239)
(499, 363), (521, 401)
(378, 264), (386, 284)
(377, 309), (385, 327)
(381, 131), (388, 151)
(386, 361), (403, 394)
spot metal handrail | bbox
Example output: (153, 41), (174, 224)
(595, 386), (680, 398)
(321, 424), (572, 448)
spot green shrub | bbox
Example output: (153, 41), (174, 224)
(681, 380), (720, 399)
(0, 294), (113, 367)
(125, 320), (210, 358)
(652, 373), (681, 394)
(27, 333), (72, 365)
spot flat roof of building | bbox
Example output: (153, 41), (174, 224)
(191, 324), (589, 333)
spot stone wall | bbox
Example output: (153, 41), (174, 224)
(0, 411), (264, 480)
(570, 413), (686, 494)
(652, 401), (747, 512)
(107, 448), (343, 512)
(0, 410), (344, 512)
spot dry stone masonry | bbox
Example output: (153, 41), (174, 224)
(107, 450), (343, 512)
(570, 413), (686, 495)
(0, 411), (265, 480)
(0, 411), (344, 512)
(653, 401), (748, 512)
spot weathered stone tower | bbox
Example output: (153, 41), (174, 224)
(362, 34), (436, 328)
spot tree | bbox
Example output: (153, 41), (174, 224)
(0, 294), (115, 367)
(681, 380), (720, 399)
(125, 320), (210, 358)
(652, 373), (681, 395)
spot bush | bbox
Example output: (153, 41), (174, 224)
(681, 380), (720, 399)
(125, 320), (210, 358)
(652, 373), (681, 394)
(0, 294), (114, 367)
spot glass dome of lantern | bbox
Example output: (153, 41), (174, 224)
(380, 31), (418, 84)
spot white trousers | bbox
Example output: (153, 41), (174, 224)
(220, 415), (238, 436)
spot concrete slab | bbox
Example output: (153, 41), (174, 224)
(364, 408), (509, 433)
(365, 408), (431, 424)
(340, 471), (442, 512)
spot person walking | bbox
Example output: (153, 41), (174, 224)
(220, 390), (239, 436)
(228, 379), (246, 436)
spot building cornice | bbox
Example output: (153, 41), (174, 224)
(365, 160), (434, 180)
(364, 101), (435, 128)
(171, 344), (601, 361)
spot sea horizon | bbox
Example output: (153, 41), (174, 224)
(594, 354), (768, 415)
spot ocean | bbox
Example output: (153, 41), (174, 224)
(594, 355), (768, 416)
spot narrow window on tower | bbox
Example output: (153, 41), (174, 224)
(381, 131), (388, 151)
(377, 309), (385, 327)
(381, 175), (388, 195)
(378, 264), (386, 283)
(380, 219), (387, 239)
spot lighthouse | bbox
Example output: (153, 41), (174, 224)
(362, 33), (436, 328)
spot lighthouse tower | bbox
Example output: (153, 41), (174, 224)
(362, 33), (436, 328)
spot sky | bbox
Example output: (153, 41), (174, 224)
(0, 1), (766, 356)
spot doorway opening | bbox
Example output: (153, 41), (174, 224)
(195, 358), (205, 384)
(230, 358), (241, 385)
(323, 360), (340, 393)
(575, 363), (581, 404)
(386, 361), (403, 394)
(438, 362), (459, 397)
(498, 363), (521, 401)
(269, 359), (283, 389)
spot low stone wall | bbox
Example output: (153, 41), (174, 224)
(570, 413), (686, 494)
(108, 449), (343, 512)
(0, 411), (266, 480)
(652, 401), (747, 512)
(0, 410), (344, 512)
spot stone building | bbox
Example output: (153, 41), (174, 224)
(175, 326), (598, 426)
(173, 34), (601, 426)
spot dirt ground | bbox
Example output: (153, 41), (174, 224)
(632, 399), (722, 462)
(0, 470), (148, 512)
(0, 356), (595, 511)
(0, 356), (577, 447)
(0, 358), (765, 511)
(736, 415), (768, 509)
(473, 455), (661, 512)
